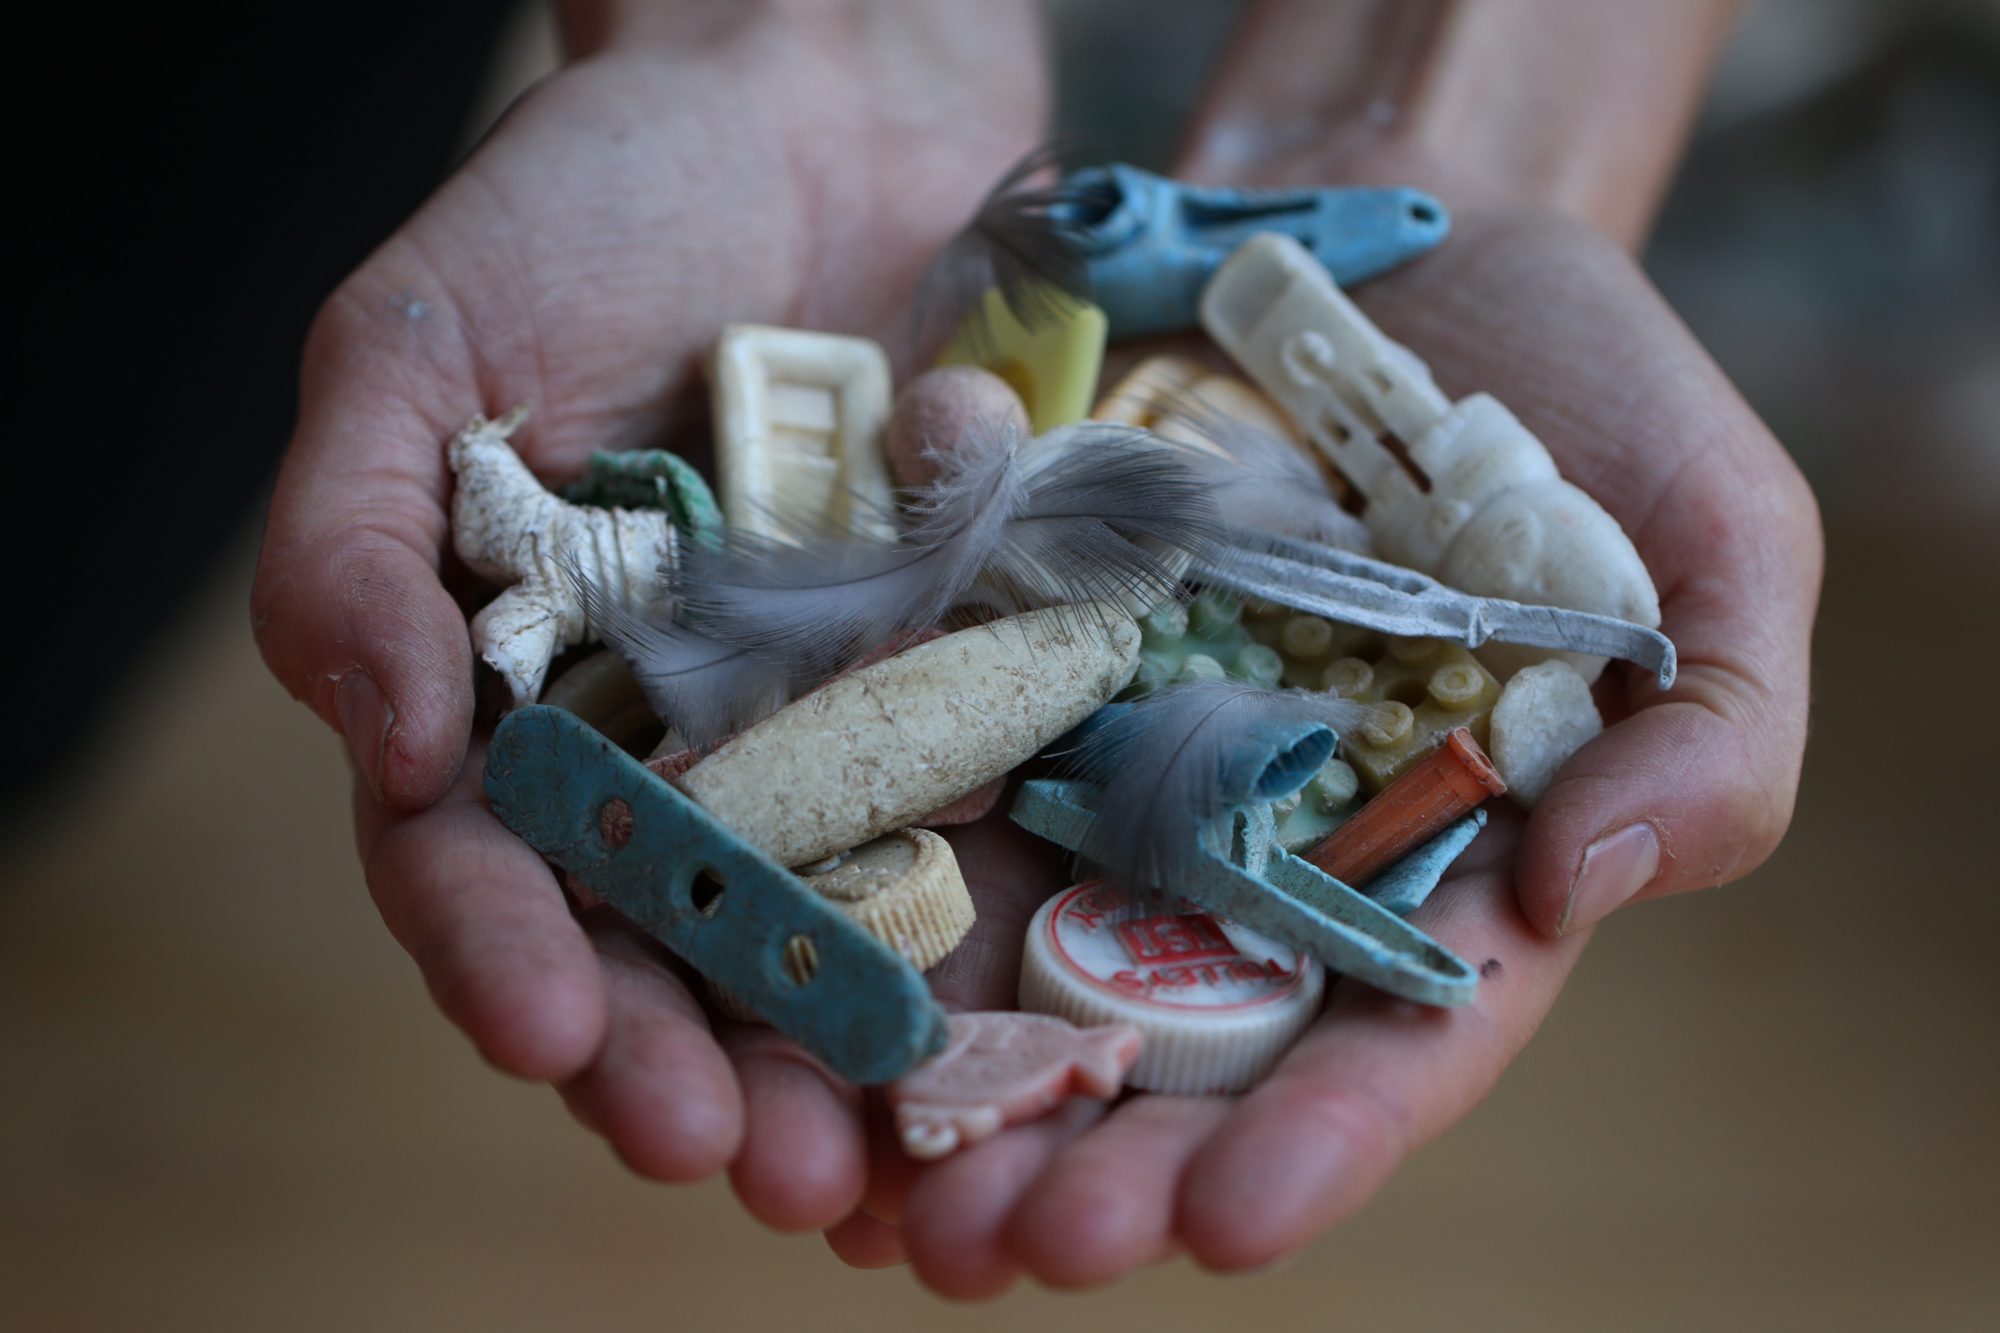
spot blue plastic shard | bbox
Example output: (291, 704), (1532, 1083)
(1363, 810), (1486, 918)
(1052, 163), (1449, 339)
(484, 706), (949, 1085)
(1011, 779), (1478, 1007)
(1199, 535), (1678, 689)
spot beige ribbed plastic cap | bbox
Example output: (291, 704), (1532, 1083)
(1018, 882), (1324, 1095)
(708, 827), (976, 1023)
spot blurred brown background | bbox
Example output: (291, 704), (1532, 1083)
(5, 2), (1996, 1328)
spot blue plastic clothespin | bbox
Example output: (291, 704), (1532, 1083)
(484, 706), (949, 1085)
(1011, 779), (1482, 1008)
(1052, 163), (1449, 339)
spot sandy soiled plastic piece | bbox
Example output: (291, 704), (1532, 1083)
(710, 325), (896, 543)
(886, 1011), (1143, 1159)
(1489, 659), (1603, 807)
(675, 603), (1142, 868)
(1200, 234), (1660, 684)
(449, 409), (679, 709)
(641, 628), (1003, 829)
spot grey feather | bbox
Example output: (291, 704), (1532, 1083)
(1063, 682), (1384, 894)
(562, 557), (787, 748)
(977, 423), (1225, 616)
(672, 420), (1221, 681)
(912, 140), (1115, 357)
(1162, 394), (1373, 552)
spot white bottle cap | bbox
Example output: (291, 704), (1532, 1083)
(1018, 882), (1325, 1095)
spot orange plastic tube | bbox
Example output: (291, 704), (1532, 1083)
(1306, 727), (1506, 888)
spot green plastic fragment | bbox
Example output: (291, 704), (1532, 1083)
(1178, 653), (1229, 683)
(559, 450), (724, 548)
(1127, 590), (1305, 697)
(1187, 588), (1243, 636)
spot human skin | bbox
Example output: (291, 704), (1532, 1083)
(251, 0), (1822, 1298)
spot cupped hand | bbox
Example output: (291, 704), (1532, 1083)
(825, 204), (1822, 1293)
(251, 0), (1047, 1220)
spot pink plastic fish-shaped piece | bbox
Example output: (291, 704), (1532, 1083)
(885, 1012), (1143, 1159)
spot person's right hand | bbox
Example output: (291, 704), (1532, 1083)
(250, 0), (1046, 1222)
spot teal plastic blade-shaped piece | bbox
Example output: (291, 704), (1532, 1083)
(484, 706), (949, 1085)
(1011, 779), (1478, 1007)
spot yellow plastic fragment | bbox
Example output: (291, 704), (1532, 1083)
(939, 287), (1107, 433)
(1323, 637), (1501, 793)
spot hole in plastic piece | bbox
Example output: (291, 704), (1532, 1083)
(1409, 202), (1439, 225)
(1378, 429), (1433, 493)
(690, 871), (725, 917)
(782, 934), (819, 986)
(598, 798), (634, 851)
(1387, 678), (1430, 708)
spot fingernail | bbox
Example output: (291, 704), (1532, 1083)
(336, 668), (394, 802)
(1562, 823), (1660, 935)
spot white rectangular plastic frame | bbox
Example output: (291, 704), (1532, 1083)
(711, 325), (897, 543)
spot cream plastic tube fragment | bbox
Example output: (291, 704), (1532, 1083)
(677, 604), (1142, 867)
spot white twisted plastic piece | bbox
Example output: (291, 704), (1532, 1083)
(448, 409), (678, 709)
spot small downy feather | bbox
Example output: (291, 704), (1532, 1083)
(1162, 395), (1373, 552)
(912, 140), (1116, 357)
(976, 423), (1224, 616)
(562, 556), (788, 748)
(1062, 682), (1384, 896)
(671, 419), (1221, 682)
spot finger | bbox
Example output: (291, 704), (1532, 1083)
(253, 268), (482, 811)
(355, 749), (607, 1081)
(1175, 0), (1734, 245)
(723, 1027), (868, 1232)
(902, 1100), (1107, 1300)
(857, 1100), (923, 1227)
(1175, 0), (1428, 186)
(1005, 1095), (1231, 1289)
(1179, 825), (1586, 1271)
(559, 917), (743, 1182)
(823, 1209), (909, 1270)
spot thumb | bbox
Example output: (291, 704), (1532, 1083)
(252, 285), (479, 810)
(1513, 452), (1823, 937)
